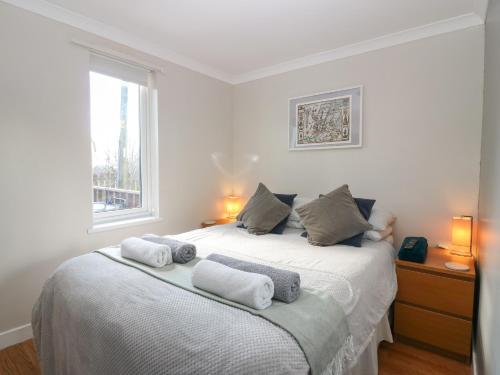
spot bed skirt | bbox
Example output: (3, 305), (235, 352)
(344, 312), (392, 375)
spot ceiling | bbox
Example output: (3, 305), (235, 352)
(5, 0), (487, 83)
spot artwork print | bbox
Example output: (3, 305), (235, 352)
(296, 96), (351, 145)
(289, 86), (362, 150)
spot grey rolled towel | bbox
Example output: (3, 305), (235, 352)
(142, 234), (197, 264)
(192, 260), (274, 310)
(206, 253), (300, 303)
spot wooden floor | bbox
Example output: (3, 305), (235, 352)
(378, 342), (471, 375)
(0, 340), (40, 375)
(0, 339), (470, 375)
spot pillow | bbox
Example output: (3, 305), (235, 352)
(352, 198), (376, 221)
(368, 208), (396, 230)
(336, 198), (375, 247)
(236, 183), (292, 235)
(301, 197), (376, 247)
(287, 197), (314, 225)
(288, 196), (376, 233)
(364, 226), (393, 241)
(384, 235), (394, 245)
(287, 220), (306, 229)
(238, 193), (297, 234)
(270, 193), (297, 234)
(296, 185), (372, 246)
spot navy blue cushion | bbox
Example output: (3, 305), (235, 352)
(301, 197), (375, 247)
(270, 193), (297, 234)
(238, 193), (297, 234)
(353, 198), (376, 221)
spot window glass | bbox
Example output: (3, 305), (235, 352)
(90, 71), (142, 213)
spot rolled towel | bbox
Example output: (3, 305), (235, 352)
(192, 260), (274, 310)
(121, 237), (172, 268)
(206, 253), (300, 303)
(142, 234), (196, 264)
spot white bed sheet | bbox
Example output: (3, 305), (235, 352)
(173, 223), (398, 365)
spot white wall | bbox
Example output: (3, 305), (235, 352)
(476, 0), (500, 373)
(0, 3), (233, 335)
(232, 27), (484, 248)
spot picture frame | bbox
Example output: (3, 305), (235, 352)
(288, 86), (363, 150)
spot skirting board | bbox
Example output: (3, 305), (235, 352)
(472, 345), (478, 375)
(0, 323), (33, 350)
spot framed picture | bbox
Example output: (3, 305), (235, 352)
(289, 86), (362, 150)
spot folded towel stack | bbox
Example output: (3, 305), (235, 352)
(192, 260), (274, 310)
(206, 253), (301, 303)
(121, 237), (172, 268)
(142, 234), (196, 264)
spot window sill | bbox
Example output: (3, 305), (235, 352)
(88, 216), (163, 234)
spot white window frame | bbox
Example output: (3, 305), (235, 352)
(89, 55), (159, 231)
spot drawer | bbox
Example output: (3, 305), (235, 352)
(395, 302), (472, 356)
(396, 267), (474, 318)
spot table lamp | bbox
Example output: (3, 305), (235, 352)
(450, 216), (472, 256)
(225, 195), (242, 219)
(445, 216), (472, 271)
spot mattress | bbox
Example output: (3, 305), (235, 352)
(173, 223), (398, 363)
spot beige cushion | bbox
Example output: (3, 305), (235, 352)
(296, 184), (372, 246)
(237, 183), (292, 235)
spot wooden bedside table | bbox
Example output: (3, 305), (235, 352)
(201, 218), (235, 228)
(394, 247), (475, 363)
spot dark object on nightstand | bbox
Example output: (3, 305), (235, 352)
(398, 237), (428, 263)
(394, 247), (476, 363)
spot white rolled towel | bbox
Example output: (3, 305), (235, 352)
(192, 260), (274, 310)
(121, 237), (172, 268)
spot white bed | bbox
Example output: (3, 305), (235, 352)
(34, 222), (397, 374)
(172, 223), (398, 374)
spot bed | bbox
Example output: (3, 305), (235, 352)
(32, 223), (397, 375)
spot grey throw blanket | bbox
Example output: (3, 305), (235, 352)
(207, 253), (301, 303)
(33, 248), (352, 375)
(142, 234), (196, 263)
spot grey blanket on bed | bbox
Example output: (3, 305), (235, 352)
(32, 248), (352, 375)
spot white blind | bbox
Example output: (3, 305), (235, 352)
(89, 53), (150, 86)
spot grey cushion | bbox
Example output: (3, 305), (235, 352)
(295, 184), (372, 246)
(237, 183), (292, 235)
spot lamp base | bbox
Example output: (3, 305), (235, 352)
(444, 262), (470, 272)
(449, 245), (471, 257)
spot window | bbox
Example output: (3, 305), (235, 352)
(89, 53), (158, 227)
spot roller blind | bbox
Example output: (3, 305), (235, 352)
(89, 53), (149, 86)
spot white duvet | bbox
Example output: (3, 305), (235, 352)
(173, 223), (398, 362)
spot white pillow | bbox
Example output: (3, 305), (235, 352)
(287, 197), (314, 227)
(364, 226), (393, 241)
(287, 220), (306, 229)
(368, 208), (396, 231)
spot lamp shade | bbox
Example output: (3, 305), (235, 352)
(451, 216), (472, 256)
(225, 195), (242, 218)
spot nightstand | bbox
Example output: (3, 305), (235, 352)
(201, 218), (235, 228)
(394, 247), (475, 363)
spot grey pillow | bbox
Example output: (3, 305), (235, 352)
(237, 183), (292, 235)
(295, 184), (372, 246)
